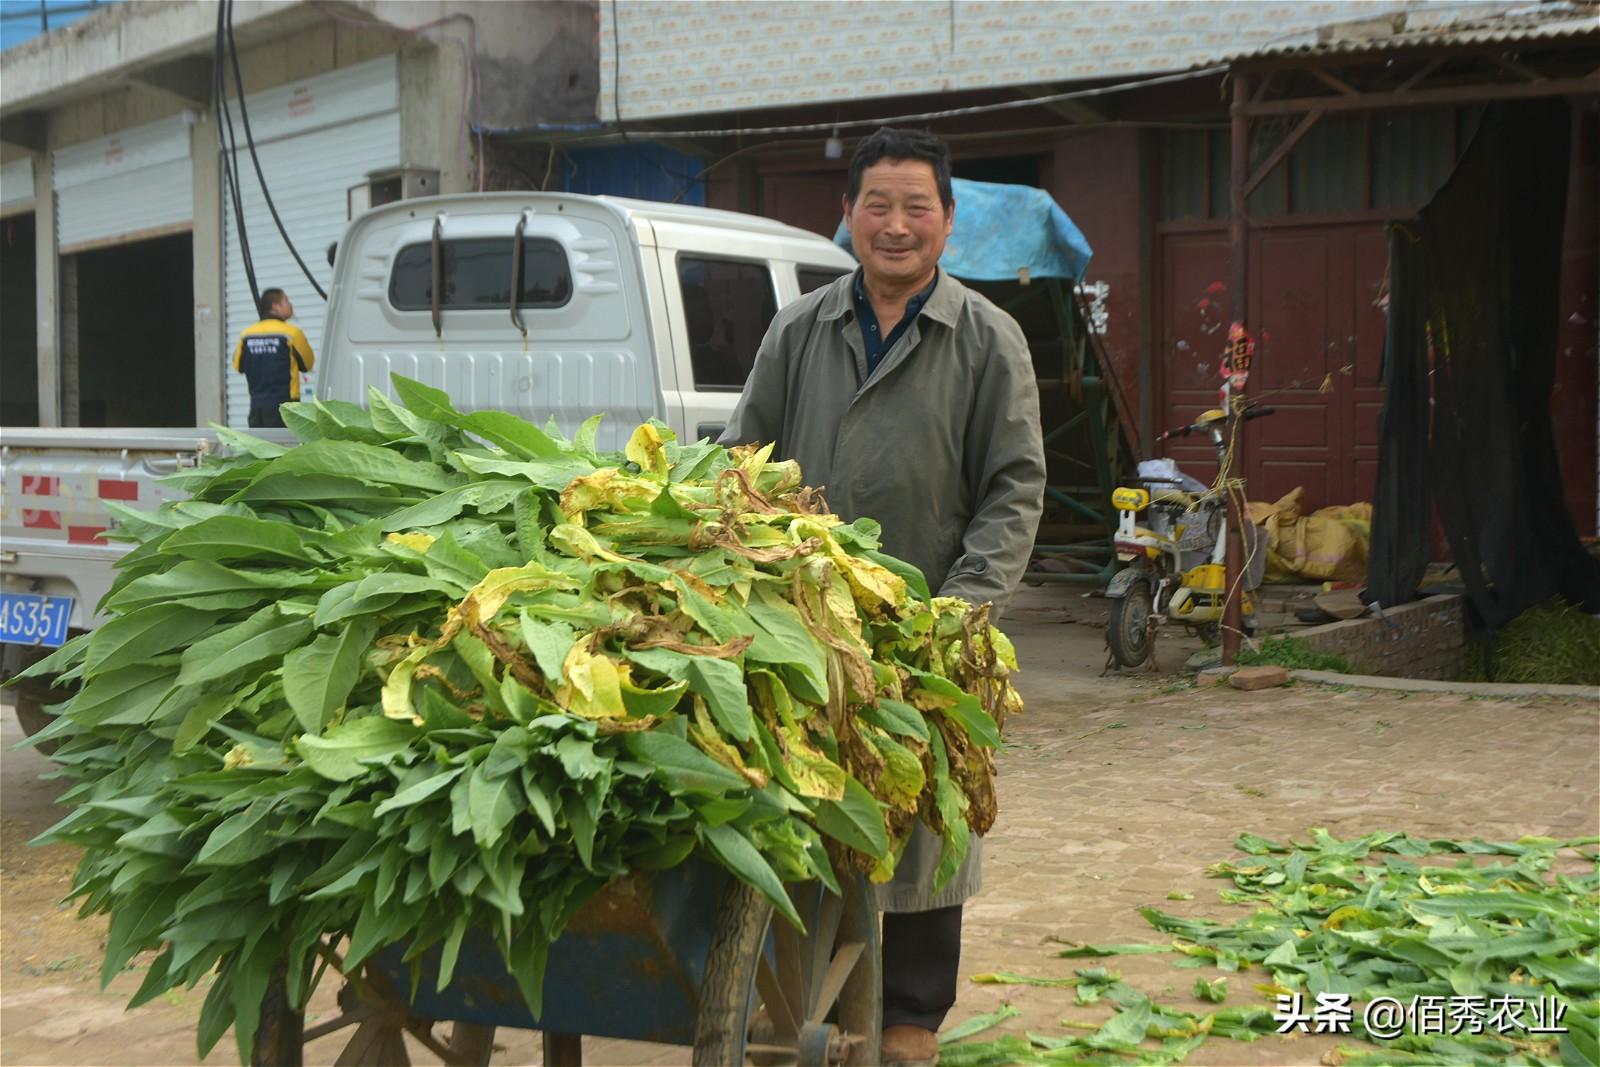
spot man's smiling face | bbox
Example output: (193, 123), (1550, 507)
(844, 158), (953, 291)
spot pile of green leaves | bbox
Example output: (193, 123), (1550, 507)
(941, 830), (1599, 1066)
(1238, 635), (1352, 673)
(1459, 598), (1600, 686)
(20, 377), (1022, 1062)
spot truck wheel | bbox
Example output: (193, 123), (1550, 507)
(1107, 584), (1153, 669)
(12, 685), (61, 757)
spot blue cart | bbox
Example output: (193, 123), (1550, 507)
(250, 861), (881, 1066)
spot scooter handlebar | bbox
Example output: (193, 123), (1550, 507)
(1158, 405), (1276, 441)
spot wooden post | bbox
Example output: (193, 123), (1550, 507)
(1222, 70), (1250, 666)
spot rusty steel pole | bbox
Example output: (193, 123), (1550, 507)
(1222, 71), (1250, 666)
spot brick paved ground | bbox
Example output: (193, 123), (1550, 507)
(3, 586), (1595, 1065)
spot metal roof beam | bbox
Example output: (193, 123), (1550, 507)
(1244, 108), (1325, 196)
(1242, 71), (1600, 116)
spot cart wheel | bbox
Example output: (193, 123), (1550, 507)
(250, 951), (496, 1067)
(693, 873), (882, 1067)
(1108, 584), (1153, 667)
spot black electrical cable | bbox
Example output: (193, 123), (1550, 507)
(215, 0), (260, 314)
(225, 0), (328, 300)
(610, 0), (629, 144)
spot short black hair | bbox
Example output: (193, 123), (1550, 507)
(258, 288), (287, 318)
(846, 127), (954, 212)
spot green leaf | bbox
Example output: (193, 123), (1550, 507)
(195, 801), (276, 866)
(283, 619), (377, 734)
(467, 763), (521, 849)
(375, 767), (463, 817)
(939, 1003), (1021, 1045)
(1085, 997), (1153, 1051)
(861, 698), (930, 742)
(65, 665), (176, 727)
(744, 586), (829, 704)
(1052, 943), (1173, 958)
(296, 716), (418, 781)
(174, 691), (246, 752)
(262, 439), (457, 493)
(624, 731), (751, 795)
(178, 607), (314, 686)
(699, 821), (802, 929)
(107, 559), (315, 612)
(813, 775), (889, 859)
(1193, 976), (1228, 1002)
(82, 604), (225, 678)
(519, 613), (576, 683)
(161, 514), (322, 564)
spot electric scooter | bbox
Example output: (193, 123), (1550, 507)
(1104, 405), (1274, 668)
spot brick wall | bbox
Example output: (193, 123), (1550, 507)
(1293, 595), (1466, 679)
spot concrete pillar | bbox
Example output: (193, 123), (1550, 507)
(31, 152), (58, 427)
(191, 112), (225, 425)
(400, 42), (471, 195)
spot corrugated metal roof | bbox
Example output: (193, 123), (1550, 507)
(1220, 2), (1600, 64)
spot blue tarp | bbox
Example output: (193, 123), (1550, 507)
(832, 177), (1092, 283)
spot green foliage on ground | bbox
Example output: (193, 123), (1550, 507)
(1237, 635), (1352, 674)
(941, 829), (1600, 1066)
(1459, 598), (1600, 686)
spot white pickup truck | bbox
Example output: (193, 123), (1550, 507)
(0, 192), (855, 731)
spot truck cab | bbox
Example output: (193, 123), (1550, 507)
(320, 192), (856, 449)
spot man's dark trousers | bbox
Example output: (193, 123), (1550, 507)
(882, 904), (963, 1030)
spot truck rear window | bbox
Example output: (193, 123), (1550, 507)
(389, 237), (573, 311)
(679, 256), (777, 391)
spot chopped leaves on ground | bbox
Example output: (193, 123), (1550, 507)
(1236, 635), (1353, 674)
(1459, 598), (1600, 687)
(942, 830), (1599, 1066)
(18, 379), (1022, 1062)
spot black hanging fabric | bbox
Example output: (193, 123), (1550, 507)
(1366, 228), (1432, 610)
(1367, 99), (1600, 631)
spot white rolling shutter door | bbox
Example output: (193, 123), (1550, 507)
(223, 57), (400, 427)
(53, 117), (193, 251)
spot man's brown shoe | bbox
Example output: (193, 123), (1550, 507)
(881, 1024), (940, 1066)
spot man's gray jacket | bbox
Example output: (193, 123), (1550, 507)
(720, 267), (1046, 911)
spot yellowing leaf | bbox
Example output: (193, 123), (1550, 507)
(381, 645), (429, 724)
(689, 697), (766, 788)
(625, 423), (672, 480)
(456, 564), (578, 622)
(555, 637), (629, 719)
(560, 469), (661, 519)
(385, 531), (436, 553)
(549, 523), (634, 564)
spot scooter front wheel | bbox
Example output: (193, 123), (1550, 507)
(1108, 583), (1153, 668)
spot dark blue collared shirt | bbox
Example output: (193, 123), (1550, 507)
(853, 270), (939, 375)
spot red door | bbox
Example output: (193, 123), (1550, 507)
(1157, 223), (1388, 511)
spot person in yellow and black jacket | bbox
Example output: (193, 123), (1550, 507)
(233, 288), (315, 427)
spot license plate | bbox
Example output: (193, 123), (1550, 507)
(0, 592), (75, 648)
